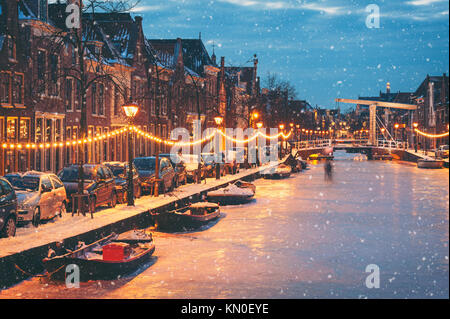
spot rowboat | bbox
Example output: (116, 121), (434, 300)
(207, 181), (256, 205)
(417, 158), (444, 169)
(153, 202), (221, 232)
(42, 230), (155, 281)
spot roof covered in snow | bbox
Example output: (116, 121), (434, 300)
(147, 38), (214, 76)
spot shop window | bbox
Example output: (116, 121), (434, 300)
(19, 118), (30, 142)
(6, 118), (17, 142)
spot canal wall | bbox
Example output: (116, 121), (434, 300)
(0, 166), (266, 289)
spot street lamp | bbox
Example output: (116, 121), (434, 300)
(214, 116), (224, 180)
(256, 122), (263, 166)
(279, 124), (285, 159)
(413, 122), (419, 152)
(394, 123), (400, 143)
(122, 101), (139, 206)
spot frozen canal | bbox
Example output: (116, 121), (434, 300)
(1, 151), (448, 299)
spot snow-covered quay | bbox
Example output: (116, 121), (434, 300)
(0, 165), (270, 288)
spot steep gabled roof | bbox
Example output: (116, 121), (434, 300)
(87, 12), (139, 63)
(147, 38), (214, 76)
(225, 66), (256, 95)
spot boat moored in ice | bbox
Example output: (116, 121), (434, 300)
(206, 181), (256, 205)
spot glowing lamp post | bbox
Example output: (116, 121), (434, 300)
(279, 124), (285, 159)
(256, 122), (263, 166)
(214, 116), (224, 180)
(394, 123), (400, 144)
(122, 102), (139, 206)
(413, 122), (419, 152)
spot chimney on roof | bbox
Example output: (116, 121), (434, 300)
(211, 42), (216, 66)
(252, 54), (258, 96)
(220, 57), (225, 76)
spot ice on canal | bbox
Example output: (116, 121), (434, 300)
(1, 151), (448, 299)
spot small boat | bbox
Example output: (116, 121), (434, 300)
(42, 230), (155, 281)
(207, 181), (255, 205)
(417, 158), (444, 169)
(261, 163), (292, 179)
(154, 202), (221, 231)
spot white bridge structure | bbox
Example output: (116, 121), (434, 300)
(335, 98), (417, 145)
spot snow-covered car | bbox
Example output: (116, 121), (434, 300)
(5, 172), (67, 227)
(58, 164), (118, 213)
(159, 154), (188, 187)
(103, 162), (142, 203)
(435, 145), (449, 158)
(179, 154), (206, 183)
(133, 157), (176, 194)
(202, 153), (225, 178)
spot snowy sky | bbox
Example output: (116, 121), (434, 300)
(131, 0), (448, 109)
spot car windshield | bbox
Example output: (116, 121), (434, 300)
(134, 158), (156, 171)
(108, 166), (126, 177)
(5, 175), (40, 192)
(58, 167), (95, 182)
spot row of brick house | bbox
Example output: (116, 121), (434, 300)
(0, 0), (260, 175)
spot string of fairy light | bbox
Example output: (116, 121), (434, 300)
(414, 128), (449, 139)
(0, 126), (294, 150)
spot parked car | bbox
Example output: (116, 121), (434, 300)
(159, 154), (188, 187)
(202, 153), (225, 178)
(133, 157), (176, 194)
(57, 164), (118, 214)
(179, 154), (206, 183)
(436, 145), (449, 158)
(0, 177), (18, 237)
(222, 150), (241, 174)
(103, 162), (142, 204)
(4, 172), (67, 227)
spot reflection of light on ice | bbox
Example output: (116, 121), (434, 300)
(0, 151), (448, 299)
(353, 154), (368, 161)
